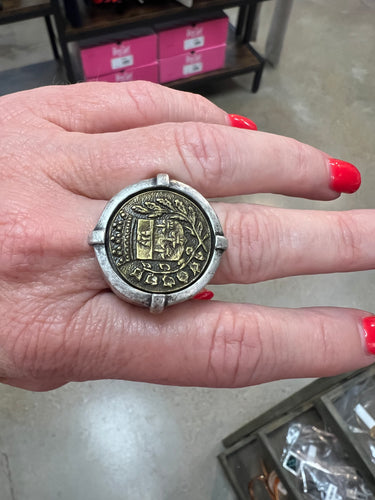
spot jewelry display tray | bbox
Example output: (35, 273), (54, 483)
(218, 364), (375, 500)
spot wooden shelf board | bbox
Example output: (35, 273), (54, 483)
(65, 0), (247, 40)
(0, 0), (52, 23)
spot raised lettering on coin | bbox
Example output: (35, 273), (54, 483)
(106, 189), (213, 293)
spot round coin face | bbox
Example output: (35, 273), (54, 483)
(106, 189), (213, 293)
(89, 175), (227, 312)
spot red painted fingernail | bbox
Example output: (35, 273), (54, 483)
(228, 114), (258, 131)
(194, 289), (214, 300)
(329, 159), (361, 194)
(363, 316), (375, 354)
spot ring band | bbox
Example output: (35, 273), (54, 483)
(89, 174), (227, 313)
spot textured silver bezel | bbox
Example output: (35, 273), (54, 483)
(89, 174), (227, 313)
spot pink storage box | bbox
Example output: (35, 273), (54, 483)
(86, 62), (159, 83)
(81, 33), (157, 78)
(159, 44), (226, 84)
(158, 16), (228, 59)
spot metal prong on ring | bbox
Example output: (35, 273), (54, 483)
(156, 173), (170, 187)
(215, 235), (228, 251)
(88, 229), (105, 246)
(150, 294), (167, 314)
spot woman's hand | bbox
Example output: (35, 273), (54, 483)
(0, 81), (373, 391)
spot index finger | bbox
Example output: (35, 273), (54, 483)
(2, 81), (247, 133)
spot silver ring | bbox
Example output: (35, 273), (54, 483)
(89, 174), (227, 313)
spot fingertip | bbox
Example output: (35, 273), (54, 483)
(362, 316), (375, 355)
(329, 158), (361, 194)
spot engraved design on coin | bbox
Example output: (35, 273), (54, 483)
(107, 189), (213, 293)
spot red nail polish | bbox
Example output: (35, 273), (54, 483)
(329, 159), (361, 194)
(228, 114), (258, 131)
(194, 289), (214, 300)
(363, 317), (375, 354)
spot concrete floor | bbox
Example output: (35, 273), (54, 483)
(0, 1), (374, 499)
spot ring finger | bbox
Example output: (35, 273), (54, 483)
(82, 201), (375, 290)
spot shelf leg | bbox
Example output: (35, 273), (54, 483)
(50, 0), (77, 83)
(45, 16), (60, 61)
(252, 61), (264, 93)
(60, 41), (77, 83)
(244, 0), (262, 43)
(236, 6), (247, 39)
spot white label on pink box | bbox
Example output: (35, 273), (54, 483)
(183, 61), (203, 76)
(182, 52), (203, 75)
(158, 16), (228, 59)
(183, 36), (205, 51)
(111, 54), (134, 71)
(159, 44), (226, 84)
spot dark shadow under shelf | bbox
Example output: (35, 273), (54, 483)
(65, 0), (248, 41)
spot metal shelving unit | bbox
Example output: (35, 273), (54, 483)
(0, 0), (59, 60)
(50, 0), (265, 91)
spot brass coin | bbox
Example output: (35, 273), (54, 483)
(106, 188), (213, 294)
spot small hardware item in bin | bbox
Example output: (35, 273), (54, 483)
(354, 403), (375, 439)
(335, 376), (375, 463)
(248, 460), (287, 500)
(281, 423), (374, 499)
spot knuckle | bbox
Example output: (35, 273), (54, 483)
(206, 308), (263, 387)
(67, 301), (109, 380)
(284, 137), (311, 185)
(125, 80), (162, 120)
(316, 318), (330, 365)
(0, 207), (46, 276)
(309, 312), (332, 367)
(184, 91), (217, 119)
(173, 122), (226, 187)
(222, 206), (278, 283)
(333, 212), (362, 266)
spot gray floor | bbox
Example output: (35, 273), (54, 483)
(0, 1), (374, 499)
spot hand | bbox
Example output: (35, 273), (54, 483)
(0, 81), (373, 391)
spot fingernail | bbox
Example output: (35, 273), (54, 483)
(194, 289), (214, 300)
(228, 114), (258, 131)
(363, 316), (375, 354)
(329, 159), (361, 194)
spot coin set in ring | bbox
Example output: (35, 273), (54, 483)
(89, 174), (227, 313)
